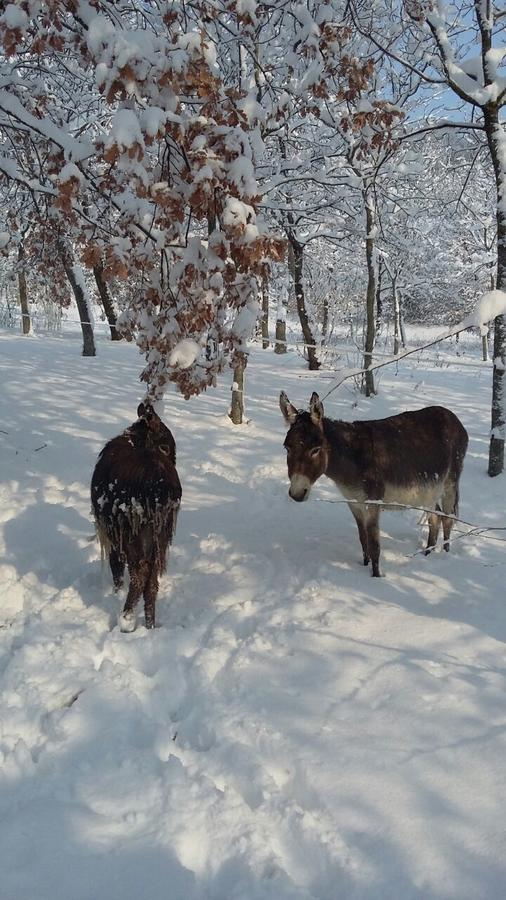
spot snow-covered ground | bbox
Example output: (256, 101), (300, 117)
(1, 328), (505, 900)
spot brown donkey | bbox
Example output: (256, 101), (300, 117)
(280, 392), (468, 576)
(91, 403), (181, 631)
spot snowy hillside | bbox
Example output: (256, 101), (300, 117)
(1, 329), (505, 900)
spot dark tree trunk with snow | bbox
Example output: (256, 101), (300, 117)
(275, 317), (287, 354)
(488, 315), (506, 476)
(399, 302), (407, 349)
(362, 193), (376, 396)
(393, 274), (405, 356)
(376, 257), (383, 334)
(485, 108), (506, 476)
(93, 263), (121, 341)
(287, 233), (319, 370)
(275, 293), (287, 354)
(260, 276), (269, 349)
(60, 245), (96, 357)
(322, 289), (329, 340)
(17, 243), (31, 335)
(483, 278), (495, 361)
(229, 351), (246, 425)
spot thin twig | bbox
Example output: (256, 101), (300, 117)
(315, 496), (505, 529)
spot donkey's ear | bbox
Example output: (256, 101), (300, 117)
(137, 402), (155, 421)
(310, 392), (324, 426)
(280, 391), (298, 425)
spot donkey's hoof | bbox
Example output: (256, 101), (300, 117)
(119, 610), (136, 633)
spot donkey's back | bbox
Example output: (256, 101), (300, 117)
(327, 405), (468, 505)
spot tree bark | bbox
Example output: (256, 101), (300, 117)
(483, 276), (495, 361)
(287, 233), (320, 370)
(93, 263), (121, 341)
(261, 276), (269, 349)
(322, 291), (329, 340)
(229, 351), (247, 424)
(275, 317), (287, 354)
(362, 190), (376, 396)
(60, 246), (96, 357)
(488, 316), (506, 476)
(275, 292), (287, 354)
(17, 243), (31, 334)
(399, 298), (407, 349)
(393, 276), (401, 356)
(485, 108), (506, 476)
(376, 257), (383, 335)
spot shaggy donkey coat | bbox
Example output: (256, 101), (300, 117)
(91, 403), (181, 631)
(280, 392), (468, 577)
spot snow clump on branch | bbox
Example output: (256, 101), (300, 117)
(461, 290), (506, 335)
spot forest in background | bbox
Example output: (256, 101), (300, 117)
(1, 1), (505, 463)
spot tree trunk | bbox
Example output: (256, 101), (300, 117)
(483, 275), (495, 362)
(275, 318), (287, 354)
(399, 299), (407, 349)
(60, 246), (96, 357)
(275, 292), (287, 354)
(17, 243), (31, 334)
(393, 276), (401, 356)
(485, 109), (506, 476)
(322, 292), (329, 340)
(376, 257), (383, 335)
(362, 191), (376, 396)
(488, 316), (506, 476)
(229, 351), (247, 424)
(261, 276), (269, 349)
(288, 233), (320, 370)
(93, 263), (121, 341)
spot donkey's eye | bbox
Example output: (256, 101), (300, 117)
(311, 446), (322, 457)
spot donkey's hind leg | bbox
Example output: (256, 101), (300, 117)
(349, 503), (370, 566)
(425, 506), (441, 555)
(365, 505), (381, 577)
(109, 548), (125, 591)
(119, 559), (150, 632)
(441, 478), (459, 552)
(143, 566), (159, 630)
(144, 535), (170, 629)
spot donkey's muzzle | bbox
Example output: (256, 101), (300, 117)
(288, 475), (311, 502)
(289, 489), (308, 502)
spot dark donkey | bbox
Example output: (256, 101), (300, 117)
(280, 392), (468, 576)
(91, 402), (182, 631)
